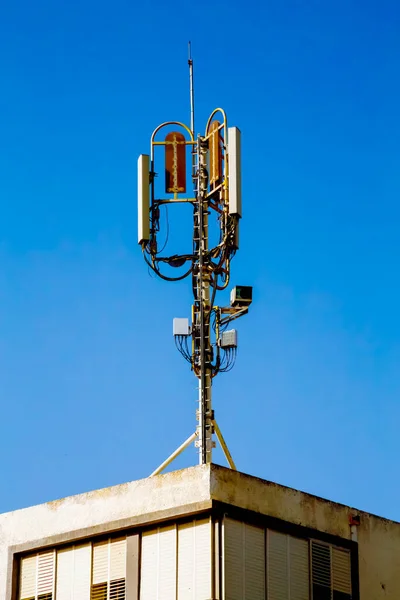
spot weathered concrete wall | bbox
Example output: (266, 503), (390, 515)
(0, 465), (211, 600)
(356, 511), (400, 599)
(210, 465), (400, 599)
(209, 466), (352, 538)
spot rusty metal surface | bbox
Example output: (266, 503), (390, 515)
(208, 120), (222, 188)
(165, 131), (186, 193)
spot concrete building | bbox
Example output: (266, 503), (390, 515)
(1, 464), (399, 600)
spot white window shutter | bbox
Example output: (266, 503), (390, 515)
(244, 524), (265, 600)
(140, 525), (177, 600)
(192, 519), (212, 600)
(140, 530), (159, 600)
(177, 523), (194, 600)
(20, 552), (55, 600)
(158, 526), (177, 600)
(332, 547), (351, 595)
(37, 551), (55, 596)
(92, 538), (126, 600)
(224, 518), (265, 600)
(109, 538), (126, 581)
(20, 556), (37, 600)
(224, 518), (244, 600)
(73, 545), (92, 600)
(177, 519), (213, 600)
(140, 519), (212, 600)
(56, 548), (74, 600)
(92, 542), (108, 585)
(289, 537), (309, 600)
(56, 544), (91, 600)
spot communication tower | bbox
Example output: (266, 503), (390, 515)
(138, 46), (252, 474)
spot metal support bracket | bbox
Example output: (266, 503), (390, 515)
(150, 432), (197, 477)
(219, 306), (249, 327)
(149, 418), (236, 476)
(212, 419), (237, 470)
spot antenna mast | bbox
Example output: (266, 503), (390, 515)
(138, 49), (252, 474)
(188, 41), (195, 137)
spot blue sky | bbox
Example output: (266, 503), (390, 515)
(1, 0), (400, 520)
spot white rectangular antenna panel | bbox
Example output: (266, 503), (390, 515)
(173, 318), (190, 336)
(138, 154), (150, 244)
(228, 127), (242, 217)
(220, 329), (238, 348)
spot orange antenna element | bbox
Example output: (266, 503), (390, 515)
(209, 121), (223, 189)
(165, 132), (187, 193)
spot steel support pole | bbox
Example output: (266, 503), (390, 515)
(196, 137), (213, 464)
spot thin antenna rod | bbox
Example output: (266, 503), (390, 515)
(188, 42), (195, 137)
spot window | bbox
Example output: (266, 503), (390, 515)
(223, 518), (353, 600)
(18, 520), (213, 600)
(91, 538), (126, 600)
(140, 519), (212, 600)
(267, 530), (309, 600)
(56, 544), (91, 600)
(224, 519), (265, 600)
(18, 519), (354, 600)
(19, 538), (126, 600)
(312, 541), (352, 600)
(20, 551), (55, 600)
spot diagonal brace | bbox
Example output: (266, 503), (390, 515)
(212, 419), (237, 470)
(150, 432), (197, 477)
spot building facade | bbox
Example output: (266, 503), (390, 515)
(1, 464), (399, 600)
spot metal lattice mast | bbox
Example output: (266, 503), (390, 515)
(195, 135), (212, 463)
(138, 48), (252, 474)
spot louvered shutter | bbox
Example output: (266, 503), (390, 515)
(92, 542), (108, 585)
(268, 530), (288, 600)
(140, 519), (212, 600)
(140, 530), (158, 600)
(244, 524), (265, 600)
(177, 523), (194, 600)
(224, 518), (265, 600)
(224, 518), (244, 600)
(177, 520), (212, 600)
(289, 537), (309, 600)
(311, 541), (352, 600)
(20, 556), (37, 600)
(38, 552), (55, 597)
(56, 545), (91, 600)
(140, 526), (176, 600)
(92, 538), (126, 600)
(192, 519), (212, 600)
(311, 542), (331, 600)
(20, 552), (55, 600)
(332, 548), (351, 597)
(158, 526), (177, 600)
(110, 539), (126, 581)
(73, 545), (92, 600)
(109, 538), (126, 600)
(56, 548), (74, 600)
